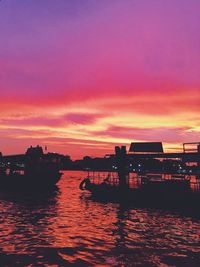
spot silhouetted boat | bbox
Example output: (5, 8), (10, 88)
(80, 143), (200, 211)
(80, 173), (200, 210)
(0, 146), (62, 190)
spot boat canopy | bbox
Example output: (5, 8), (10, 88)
(129, 142), (164, 153)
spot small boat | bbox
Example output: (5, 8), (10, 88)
(79, 172), (200, 210)
(0, 146), (62, 190)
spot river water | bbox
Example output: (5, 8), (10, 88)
(0, 171), (199, 266)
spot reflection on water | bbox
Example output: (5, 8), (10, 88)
(0, 171), (199, 266)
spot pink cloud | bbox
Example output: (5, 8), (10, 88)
(93, 125), (200, 144)
(0, 112), (104, 127)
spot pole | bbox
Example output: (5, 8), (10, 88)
(115, 146), (128, 189)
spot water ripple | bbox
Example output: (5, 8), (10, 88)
(0, 171), (199, 266)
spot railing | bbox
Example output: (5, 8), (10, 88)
(88, 172), (119, 186)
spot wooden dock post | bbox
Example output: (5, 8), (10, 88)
(115, 146), (129, 189)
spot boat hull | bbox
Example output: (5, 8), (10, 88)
(0, 172), (62, 191)
(84, 182), (200, 211)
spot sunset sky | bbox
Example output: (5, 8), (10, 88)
(0, 0), (200, 159)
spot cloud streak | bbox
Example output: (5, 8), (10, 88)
(92, 125), (200, 143)
(0, 112), (104, 127)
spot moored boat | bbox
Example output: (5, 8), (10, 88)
(80, 143), (200, 211)
(0, 146), (62, 190)
(80, 172), (200, 210)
